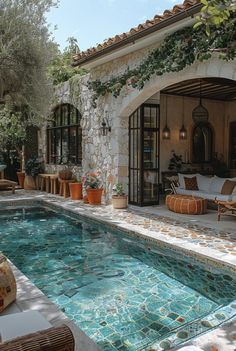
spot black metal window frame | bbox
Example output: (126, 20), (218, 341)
(47, 103), (82, 165)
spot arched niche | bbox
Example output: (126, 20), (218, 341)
(192, 122), (214, 163)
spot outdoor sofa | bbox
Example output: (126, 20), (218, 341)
(174, 174), (236, 202)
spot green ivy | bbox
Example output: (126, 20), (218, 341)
(194, 0), (235, 35)
(88, 20), (236, 104)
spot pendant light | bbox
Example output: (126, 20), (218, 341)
(192, 79), (209, 124)
(179, 96), (187, 140)
(162, 95), (170, 140)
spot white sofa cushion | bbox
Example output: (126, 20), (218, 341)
(178, 173), (197, 189)
(196, 174), (213, 192)
(175, 187), (234, 202)
(209, 176), (236, 194)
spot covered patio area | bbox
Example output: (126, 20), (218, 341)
(127, 76), (236, 206)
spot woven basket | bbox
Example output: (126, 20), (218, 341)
(0, 254), (17, 312)
(58, 170), (73, 180)
(0, 324), (75, 351)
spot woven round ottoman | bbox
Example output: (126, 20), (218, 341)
(166, 194), (207, 215)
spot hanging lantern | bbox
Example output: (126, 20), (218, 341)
(162, 125), (171, 140)
(162, 95), (171, 140)
(192, 80), (209, 124)
(179, 97), (187, 140)
(179, 124), (187, 140)
(192, 100), (209, 123)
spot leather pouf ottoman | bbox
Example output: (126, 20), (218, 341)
(166, 194), (207, 215)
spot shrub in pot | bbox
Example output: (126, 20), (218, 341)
(83, 172), (103, 205)
(112, 183), (128, 209)
(24, 157), (43, 190)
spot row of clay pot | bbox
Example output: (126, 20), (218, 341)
(17, 172), (127, 208)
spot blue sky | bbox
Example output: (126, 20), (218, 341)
(47, 0), (180, 52)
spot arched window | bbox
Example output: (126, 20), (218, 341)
(47, 104), (82, 165)
(192, 123), (213, 163)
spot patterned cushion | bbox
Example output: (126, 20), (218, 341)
(178, 173), (197, 189)
(0, 254), (17, 312)
(184, 176), (199, 190)
(221, 180), (236, 195)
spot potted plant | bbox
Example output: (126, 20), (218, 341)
(112, 183), (128, 209)
(83, 172), (103, 205)
(24, 157), (43, 190)
(168, 150), (183, 171)
(58, 160), (73, 180)
(16, 147), (25, 188)
(69, 174), (83, 200)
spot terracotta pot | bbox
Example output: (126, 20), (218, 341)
(24, 175), (36, 190)
(69, 182), (83, 200)
(112, 195), (128, 209)
(16, 171), (25, 188)
(86, 188), (103, 205)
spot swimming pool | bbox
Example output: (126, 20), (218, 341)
(0, 206), (235, 351)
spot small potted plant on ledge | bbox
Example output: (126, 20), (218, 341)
(112, 183), (128, 209)
(69, 174), (83, 200)
(83, 172), (103, 205)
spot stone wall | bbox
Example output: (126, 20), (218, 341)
(38, 37), (236, 202)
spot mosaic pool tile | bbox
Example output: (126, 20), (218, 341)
(0, 207), (235, 351)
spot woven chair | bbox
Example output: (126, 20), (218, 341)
(0, 324), (75, 351)
(215, 200), (236, 221)
(165, 176), (179, 194)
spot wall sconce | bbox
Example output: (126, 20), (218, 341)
(101, 117), (111, 136)
(179, 96), (187, 140)
(162, 95), (170, 140)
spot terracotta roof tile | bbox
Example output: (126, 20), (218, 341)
(73, 0), (200, 65)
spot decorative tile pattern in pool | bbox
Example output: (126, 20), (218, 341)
(0, 207), (235, 351)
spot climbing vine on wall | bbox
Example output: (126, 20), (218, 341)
(88, 20), (236, 103)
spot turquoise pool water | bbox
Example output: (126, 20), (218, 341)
(0, 207), (235, 351)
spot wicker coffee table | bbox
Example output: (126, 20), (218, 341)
(166, 194), (207, 215)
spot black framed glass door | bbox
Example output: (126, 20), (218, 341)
(129, 104), (160, 206)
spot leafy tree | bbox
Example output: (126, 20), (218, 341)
(195, 0), (236, 34)
(48, 36), (86, 85)
(0, 107), (26, 164)
(0, 0), (58, 125)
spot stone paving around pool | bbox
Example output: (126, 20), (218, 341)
(0, 189), (235, 351)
